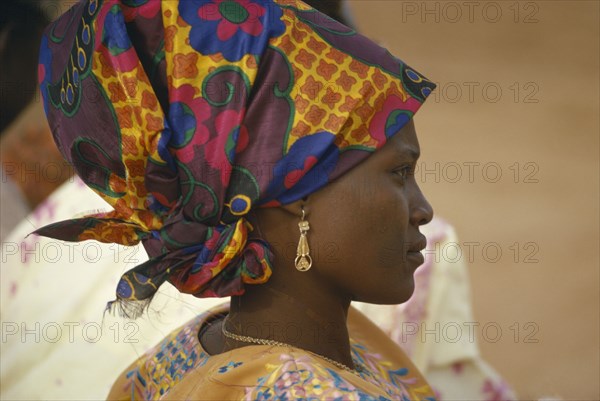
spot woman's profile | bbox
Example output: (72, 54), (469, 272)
(37, 0), (437, 399)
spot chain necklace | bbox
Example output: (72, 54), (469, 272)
(221, 318), (363, 375)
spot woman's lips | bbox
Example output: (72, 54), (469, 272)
(407, 250), (425, 266)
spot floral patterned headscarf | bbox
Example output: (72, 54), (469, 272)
(37, 0), (435, 315)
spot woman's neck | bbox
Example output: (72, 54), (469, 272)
(224, 283), (354, 369)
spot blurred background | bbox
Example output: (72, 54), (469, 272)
(1, 0), (598, 400)
(348, 1), (599, 399)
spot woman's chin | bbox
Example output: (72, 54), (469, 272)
(354, 278), (415, 305)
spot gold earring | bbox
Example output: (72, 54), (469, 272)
(295, 208), (312, 272)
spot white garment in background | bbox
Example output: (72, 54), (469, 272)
(0, 168), (30, 243)
(1, 177), (220, 400)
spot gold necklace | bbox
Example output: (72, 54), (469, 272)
(221, 318), (363, 375)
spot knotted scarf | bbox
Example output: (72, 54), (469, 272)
(37, 0), (435, 315)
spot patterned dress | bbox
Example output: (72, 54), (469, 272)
(108, 304), (437, 400)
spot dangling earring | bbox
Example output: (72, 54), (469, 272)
(295, 208), (312, 272)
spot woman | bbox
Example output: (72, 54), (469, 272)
(37, 0), (437, 399)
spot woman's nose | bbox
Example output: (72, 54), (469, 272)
(410, 186), (434, 226)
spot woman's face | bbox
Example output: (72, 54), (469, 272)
(307, 119), (433, 304)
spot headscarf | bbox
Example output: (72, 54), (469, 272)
(37, 0), (435, 316)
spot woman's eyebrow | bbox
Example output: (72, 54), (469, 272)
(394, 147), (420, 162)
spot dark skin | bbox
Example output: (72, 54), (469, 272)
(200, 119), (434, 369)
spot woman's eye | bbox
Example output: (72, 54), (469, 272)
(394, 166), (413, 181)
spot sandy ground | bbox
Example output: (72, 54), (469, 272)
(349, 1), (599, 399)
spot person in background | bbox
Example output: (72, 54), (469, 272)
(1, 0), (72, 241)
(0, 1), (47, 133)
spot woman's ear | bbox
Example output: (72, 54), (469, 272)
(250, 197), (312, 246)
(278, 198), (307, 218)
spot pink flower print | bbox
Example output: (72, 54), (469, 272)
(198, 0), (266, 41)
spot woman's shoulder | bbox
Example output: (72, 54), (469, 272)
(108, 304), (437, 401)
(107, 304), (224, 400)
(161, 343), (436, 401)
(347, 305), (438, 400)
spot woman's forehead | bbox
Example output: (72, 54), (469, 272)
(381, 120), (420, 160)
(345, 121), (420, 178)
